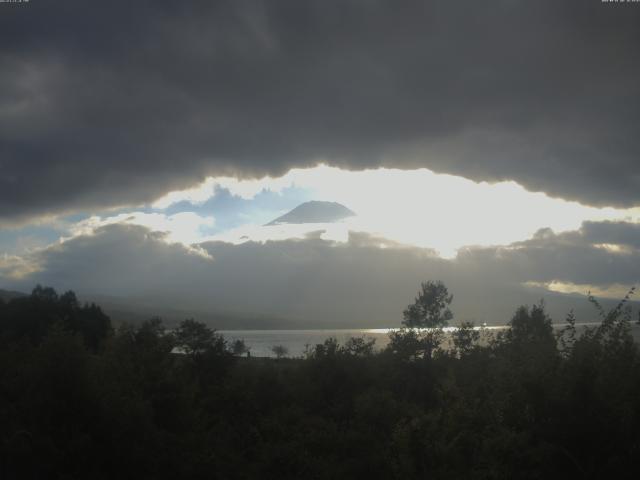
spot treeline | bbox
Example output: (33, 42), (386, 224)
(1, 284), (640, 479)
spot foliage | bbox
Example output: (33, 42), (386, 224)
(271, 344), (289, 359)
(1, 283), (640, 479)
(385, 327), (444, 360)
(402, 280), (453, 328)
(174, 317), (226, 356)
(306, 336), (377, 359)
(0, 285), (112, 351)
(505, 302), (554, 347)
(451, 321), (480, 357)
(341, 336), (377, 357)
(231, 338), (250, 356)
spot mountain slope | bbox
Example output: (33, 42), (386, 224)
(266, 201), (355, 226)
(0, 289), (27, 302)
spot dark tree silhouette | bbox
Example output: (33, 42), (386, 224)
(271, 344), (288, 359)
(231, 338), (249, 356)
(174, 318), (225, 356)
(0, 285), (111, 350)
(452, 320), (480, 357)
(341, 336), (376, 357)
(2, 284), (640, 479)
(506, 302), (554, 346)
(402, 280), (453, 328)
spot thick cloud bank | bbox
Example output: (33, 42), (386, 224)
(1, 0), (639, 222)
(4, 220), (640, 327)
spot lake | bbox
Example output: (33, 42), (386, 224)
(220, 322), (640, 358)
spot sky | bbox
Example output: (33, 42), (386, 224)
(1, 0), (640, 327)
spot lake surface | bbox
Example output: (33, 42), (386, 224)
(220, 322), (640, 358)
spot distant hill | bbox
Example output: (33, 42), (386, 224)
(266, 201), (355, 226)
(84, 294), (302, 330)
(0, 288), (299, 329)
(0, 289), (27, 302)
(4, 285), (639, 329)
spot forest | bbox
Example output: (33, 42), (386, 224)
(1, 282), (640, 479)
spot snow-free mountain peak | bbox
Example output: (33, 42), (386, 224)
(266, 201), (355, 226)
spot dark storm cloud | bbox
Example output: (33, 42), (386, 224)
(4, 220), (640, 327)
(1, 0), (639, 221)
(580, 221), (640, 249)
(454, 219), (640, 291)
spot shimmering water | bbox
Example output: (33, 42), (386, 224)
(220, 322), (639, 358)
